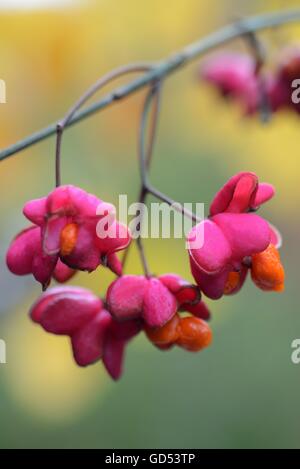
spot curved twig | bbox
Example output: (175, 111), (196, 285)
(55, 63), (153, 186)
(1, 9), (300, 162)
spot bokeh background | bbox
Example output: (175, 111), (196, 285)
(1, 0), (300, 449)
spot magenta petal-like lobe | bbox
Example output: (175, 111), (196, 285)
(43, 216), (67, 255)
(107, 275), (147, 320)
(70, 186), (101, 217)
(7, 226), (57, 288)
(62, 225), (100, 271)
(184, 300), (211, 320)
(188, 220), (232, 274)
(201, 52), (259, 113)
(213, 213), (271, 261)
(53, 259), (76, 283)
(95, 221), (131, 255)
(202, 53), (256, 95)
(210, 172), (258, 215)
(159, 273), (200, 306)
(103, 335), (126, 381)
(30, 286), (85, 323)
(158, 273), (190, 293)
(143, 278), (177, 327)
(71, 310), (111, 366)
(23, 197), (47, 225)
(102, 315), (140, 380)
(106, 253), (123, 276)
(252, 183), (275, 209)
(32, 251), (58, 289)
(38, 288), (102, 335)
(190, 258), (230, 300)
(109, 318), (141, 341)
(226, 174), (258, 213)
(6, 226), (40, 275)
(46, 186), (73, 214)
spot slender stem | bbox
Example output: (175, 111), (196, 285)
(55, 63), (153, 187)
(123, 80), (201, 274)
(136, 221), (151, 278)
(145, 82), (162, 169)
(1, 8), (300, 162)
(241, 30), (271, 123)
(55, 126), (63, 187)
(256, 68), (272, 123)
(146, 184), (201, 223)
(123, 84), (162, 275)
(138, 84), (161, 186)
(59, 63), (154, 130)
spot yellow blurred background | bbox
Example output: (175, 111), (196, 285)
(1, 0), (300, 449)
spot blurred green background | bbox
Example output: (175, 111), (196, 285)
(1, 0), (300, 449)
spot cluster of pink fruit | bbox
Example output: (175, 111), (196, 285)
(201, 46), (300, 115)
(6, 168), (285, 380)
